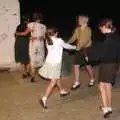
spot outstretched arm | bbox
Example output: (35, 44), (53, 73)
(60, 39), (76, 50)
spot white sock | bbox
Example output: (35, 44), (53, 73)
(60, 89), (68, 94)
(107, 107), (112, 112)
(102, 107), (109, 114)
(89, 79), (95, 85)
(73, 81), (80, 88)
(74, 81), (80, 85)
(85, 56), (88, 61)
(90, 79), (95, 83)
(42, 96), (47, 103)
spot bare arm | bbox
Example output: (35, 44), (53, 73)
(15, 28), (31, 36)
(60, 39), (76, 50)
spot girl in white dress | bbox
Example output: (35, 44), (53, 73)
(39, 26), (77, 108)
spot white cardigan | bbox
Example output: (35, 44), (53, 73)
(45, 36), (76, 64)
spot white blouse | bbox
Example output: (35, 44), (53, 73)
(45, 36), (76, 64)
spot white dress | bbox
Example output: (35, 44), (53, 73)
(38, 36), (76, 79)
(27, 22), (46, 67)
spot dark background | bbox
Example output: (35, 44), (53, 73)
(19, 0), (119, 39)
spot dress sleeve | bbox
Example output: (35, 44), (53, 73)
(60, 38), (76, 49)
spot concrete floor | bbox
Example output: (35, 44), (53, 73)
(0, 68), (120, 120)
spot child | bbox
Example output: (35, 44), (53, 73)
(97, 19), (120, 118)
(68, 15), (95, 89)
(39, 26), (77, 108)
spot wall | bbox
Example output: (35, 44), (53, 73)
(0, 0), (20, 68)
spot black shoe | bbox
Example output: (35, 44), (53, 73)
(22, 74), (27, 79)
(88, 81), (95, 87)
(104, 112), (111, 118)
(108, 110), (112, 114)
(71, 84), (80, 90)
(30, 77), (36, 82)
(60, 92), (70, 97)
(39, 99), (47, 109)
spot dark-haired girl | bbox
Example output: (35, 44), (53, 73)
(39, 26), (77, 108)
(97, 19), (120, 118)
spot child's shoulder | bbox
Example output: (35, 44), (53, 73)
(51, 37), (63, 43)
(55, 37), (63, 41)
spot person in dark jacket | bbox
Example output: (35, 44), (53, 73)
(97, 18), (120, 118)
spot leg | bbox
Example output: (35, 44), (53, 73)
(20, 63), (27, 78)
(30, 64), (36, 82)
(74, 65), (80, 82)
(98, 82), (110, 118)
(40, 79), (57, 108)
(26, 63), (31, 77)
(71, 65), (80, 90)
(56, 78), (69, 97)
(106, 83), (112, 113)
(56, 78), (63, 91)
(26, 63), (31, 73)
(29, 41), (37, 82)
(99, 82), (108, 108)
(85, 65), (95, 87)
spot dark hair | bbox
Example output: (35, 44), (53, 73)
(32, 12), (43, 22)
(99, 18), (113, 28)
(45, 26), (58, 45)
(99, 18), (116, 32)
(21, 14), (31, 23)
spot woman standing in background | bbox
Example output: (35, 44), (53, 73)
(15, 15), (31, 78)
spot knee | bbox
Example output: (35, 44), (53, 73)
(50, 80), (57, 87)
(98, 82), (105, 92)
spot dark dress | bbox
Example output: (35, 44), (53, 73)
(14, 24), (30, 64)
